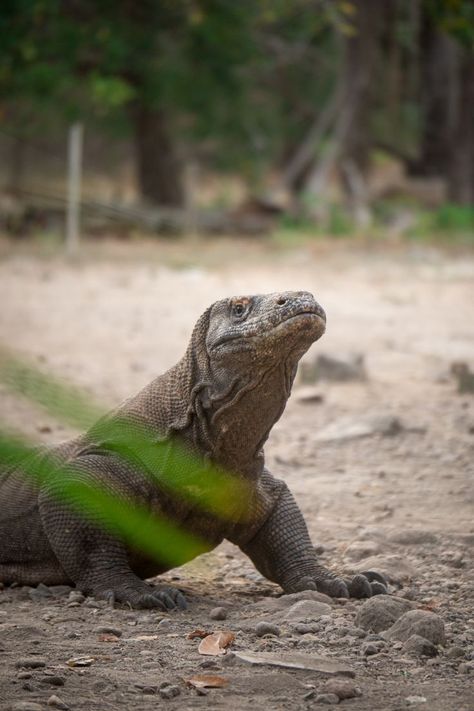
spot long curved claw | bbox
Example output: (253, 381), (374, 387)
(370, 580), (388, 595)
(152, 590), (175, 610)
(346, 574), (372, 599)
(152, 586), (187, 610)
(138, 593), (168, 610)
(104, 590), (116, 608)
(359, 570), (388, 587)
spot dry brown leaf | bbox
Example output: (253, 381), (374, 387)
(98, 633), (120, 643)
(187, 629), (211, 640)
(198, 631), (235, 656)
(186, 674), (229, 689)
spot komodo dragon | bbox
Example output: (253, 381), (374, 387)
(0, 291), (386, 609)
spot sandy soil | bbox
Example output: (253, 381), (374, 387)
(0, 238), (473, 711)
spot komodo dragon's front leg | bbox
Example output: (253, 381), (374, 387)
(38, 451), (186, 610)
(237, 474), (385, 598)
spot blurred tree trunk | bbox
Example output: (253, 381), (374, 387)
(448, 51), (474, 205)
(8, 136), (26, 195)
(338, 0), (384, 178)
(132, 104), (185, 207)
(416, 14), (458, 177)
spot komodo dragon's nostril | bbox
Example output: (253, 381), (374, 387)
(276, 297), (287, 306)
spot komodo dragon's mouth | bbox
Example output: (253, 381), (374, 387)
(211, 303), (326, 351)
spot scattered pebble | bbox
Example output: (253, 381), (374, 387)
(283, 600), (332, 621)
(406, 696), (427, 705)
(40, 675), (66, 686)
(355, 595), (413, 633)
(158, 682), (181, 699)
(255, 622), (281, 637)
(47, 695), (69, 710)
(314, 693), (340, 705)
(15, 658), (47, 669)
(389, 530), (437, 545)
(29, 584), (53, 601)
(95, 626), (122, 637)
(292, 623), (319, 635)
(403, 634), (438, 657)
(158, 618), (172, 629)
(446, 645), (465, 659)
(361, 641), (384, 656)
(210, 607), (227, 621)
(384, 610), (445, 645)
(322, 678), (362, 700)
(11, 703), (44, 711)
(67, 591), (85, 604)
(344, 540), (383, 561)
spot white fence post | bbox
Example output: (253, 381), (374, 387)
(66, 122), (83, 255)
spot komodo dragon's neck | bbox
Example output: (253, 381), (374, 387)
(130, 349), (296, 479)
(117, 301), (300, 479)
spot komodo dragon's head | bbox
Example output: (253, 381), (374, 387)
(205, 291), (326, 368)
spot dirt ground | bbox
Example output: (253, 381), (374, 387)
(0, 237), (473, 711)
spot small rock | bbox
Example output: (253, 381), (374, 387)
(303, 689), (316, 700)
(158, 618), (172, 629)
(384, 610), (445, 645)
(158, 683), (181, 699)
(29, 583), (53, 601)
(300, 352), (367, 384)
(17, 672), (32, 680)
(344, 540), (383, 561)
(459, 662), (474, 674)
(254, 590), (333, 612)
(293, 623), (319, 635)
(355, 595), (413, 633)
(403, 634), (438, 657)
(451, 361), (474, 393)
(322, 678), (362, 700)
(314, 693), (340, 705)
(405, 695), (427, 705)
(210, 607), (227, 621)
(283, 600), (332, 621)
(40, 676), (66, 686)
(255, 622), (281, 637)
(361, 642), (383, 656)
(15, 658), (47, 669)
(315, 414), (402, 442)
(95, 626), (122, 637)
(48, 586), (72, 597)
(47, 695), (69, 710)
(67, 591), (85, 604)
(446, 645), (465, 659)
(389, 530), (437, 545)
(295, 387), (325, 404)
(12, 703), (44, 711)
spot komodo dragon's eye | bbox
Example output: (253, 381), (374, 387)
(232, 300), (249, 319)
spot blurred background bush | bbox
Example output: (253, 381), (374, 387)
(0, 0), (472, 242)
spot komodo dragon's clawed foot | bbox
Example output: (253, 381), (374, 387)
(96, 585), (187, 610)
(285, 570), (388, 599)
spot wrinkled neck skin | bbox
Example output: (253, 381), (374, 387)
(183, 350), (300, 479)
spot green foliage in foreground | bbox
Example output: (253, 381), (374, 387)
(0, 349), (251, 568)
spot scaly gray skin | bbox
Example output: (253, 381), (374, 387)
(0, 291), (386, 609)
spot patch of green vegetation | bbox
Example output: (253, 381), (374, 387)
(409, 204), (474, 243)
